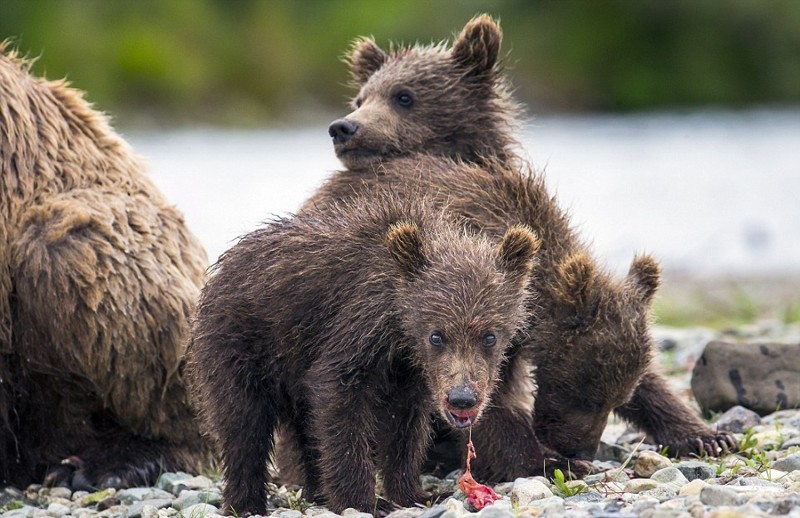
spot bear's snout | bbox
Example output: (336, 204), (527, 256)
(447, 385), (478, 410)
(444, 385), (480, 429)
(328, 119), (360, 144)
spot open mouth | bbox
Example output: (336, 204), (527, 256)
(446, 408), (479, 428)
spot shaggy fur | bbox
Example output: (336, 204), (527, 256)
(186, 191), (561, 515)
(328, 15), (522, 170)
(0, 44), (209, 489)
(302, 156), (737, 465)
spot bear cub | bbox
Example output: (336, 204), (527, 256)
(328, 14), (521, 170)
(187, 190), (543, 515)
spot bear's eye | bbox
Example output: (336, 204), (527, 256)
(482, 333), (497, 348)
(354, 97), (363, 108)
(429, 332), (444, 347)
(394, 91), (414, 108)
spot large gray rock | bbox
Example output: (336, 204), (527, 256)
(691, 340), (800, 415)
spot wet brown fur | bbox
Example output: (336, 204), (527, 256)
(302, 155), (737, 467)
(332, 15), (522, 170)
(0, 44), (210, 489)
(186, 191), (551, 514)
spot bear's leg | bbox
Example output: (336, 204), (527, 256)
(188, 334), (279, 514)
(274, 425), (306, 487)
(211, 379), (277, 516)
(470, 355), (590, 481)
(309, 364), (380, 514)
(281, 407), (323, 504)
(10, 191), (206, 489)
(614, 370), (738, 456)
(374, 373), (431, 507)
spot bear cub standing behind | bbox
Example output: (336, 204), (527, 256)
(187, 191), (542, 515)
(328, 14), (521, 170)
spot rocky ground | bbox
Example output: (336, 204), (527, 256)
(2, 321), (799, 518)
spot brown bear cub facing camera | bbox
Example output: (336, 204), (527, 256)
(187, 191), (552, 515)
(328, 14), (521, 170)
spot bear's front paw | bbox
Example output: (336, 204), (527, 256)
(664, 430), (738, 457)
(43, 454), (162, 491)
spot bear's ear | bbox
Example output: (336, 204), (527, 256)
(348, 37), (388, 85)
(626, 254), (661, 304)
(451, 14), (502, 76)
(555, 252), (597, 309)
(387, 222), (428, 277)
(496, 225), (539, 281)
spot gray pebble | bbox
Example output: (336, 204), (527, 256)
(773, 452), (800, 472)
(673, 460), (717, 481)
(535, 496), (565, 515)
(341, 508), (373, 518)
(43, 487), (73, 500)
(3, 506), (36, 518)
(116, 487), (174, 504)
(565, 491), (603, 504)
(387, 508), (426, 518)
(123, 498), (173, 518)
(154, 471), (195, 494)
(632, 496), (660, 513)
(698, 484), (778, 506)
(273, 511), (305, 518)
(713, 405), (762, 433)
(650, 467), (689, 490)
(510, 477), (552, 505)
(732, 476), (784, 488)
(408, 506), (444, 518)
(181, 503), (220, 518)
(172, 488), (223, 509)
(476, 504), (513, 518)
(45, 502), (71, 517)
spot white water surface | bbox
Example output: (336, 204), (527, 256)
(127, 109), (800, 277)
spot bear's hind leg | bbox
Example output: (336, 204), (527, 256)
(11, 190), (207, 488)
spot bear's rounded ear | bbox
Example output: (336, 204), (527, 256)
(555, 252), (597, 309)
(348, 37), (388, 85)
(451, 14), (502, 76)
(387, 221), (427, 277)
(496, 225), (539, 280)
(626, 254), (661, 304)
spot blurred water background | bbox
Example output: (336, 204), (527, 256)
(126, 109), (800, 280)
(3, 0), (800, 326)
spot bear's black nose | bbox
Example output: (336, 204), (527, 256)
(447, 386), (478, 410)
(328, 119), (359, 144)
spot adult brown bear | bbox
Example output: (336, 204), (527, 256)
(0, 45), (209, 489)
